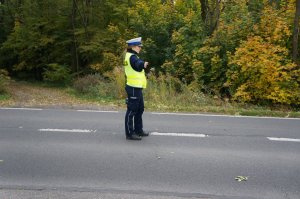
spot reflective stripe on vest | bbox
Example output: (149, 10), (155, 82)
(124, 52), (147, 88)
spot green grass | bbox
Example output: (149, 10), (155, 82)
(289, 112), (300, 118)
(144, 100), (300, 118)
(69, 73), (300, 118)
(0, 93), (10, 101)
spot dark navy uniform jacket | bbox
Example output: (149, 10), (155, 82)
(127, 49), (145, 72)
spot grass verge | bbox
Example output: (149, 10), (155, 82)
(1, 79), (299, 118)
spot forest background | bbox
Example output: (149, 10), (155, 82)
(0, 0), (300, 115)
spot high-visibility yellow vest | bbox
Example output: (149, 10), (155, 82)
(124, 52), (147, 88)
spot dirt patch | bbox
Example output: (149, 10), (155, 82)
(0, 81), (120, 110)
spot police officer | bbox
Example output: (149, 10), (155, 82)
(124, 37), (149, 140)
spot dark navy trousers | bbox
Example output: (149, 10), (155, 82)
(125, 85), (144, 136)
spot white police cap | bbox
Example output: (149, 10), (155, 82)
(126, 37), (142, 46)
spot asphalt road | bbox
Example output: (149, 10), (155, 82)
(0, 108), (300, 199)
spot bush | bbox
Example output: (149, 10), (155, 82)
(90, 53), (121, 75)
(144, 74), (211, 108)
(43, 63), (71, 84)
(0, 69), (10, 94)
(227, 36), (300, 105)
(72, 70), (218, 111)
(73, 74), (103, 94)
(104, 67), (126, 99)
(90, 82), (119, 99)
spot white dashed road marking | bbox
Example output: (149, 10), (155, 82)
(267, 137), (300, 142)
(38, 129), (96, 133)
(151, 132), (208, 138)
(0, 107), (43, 111)
(151, 132), (300, 143)
(77, 110), (119, 113)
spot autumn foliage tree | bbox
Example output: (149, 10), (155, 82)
(227, 36), (300, 104)
(0, 0), (300, 106)
(192, 0), (253, 95)
(227, 3), (300, 105)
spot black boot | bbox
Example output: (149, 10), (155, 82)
(126, 133), (142, 140)
(137, 130), (149, 137)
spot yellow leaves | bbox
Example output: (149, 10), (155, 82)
(198, 45), (221, 57)
(0, 69), (10, 79)
(90, 52), (120, 75)
(90, 63), (102, 71)
(227, 35), (300, 105)
(234, 84), (252, 102)
(210, 55), (222, 81)
(183, 10), (195, 24)
(255, 5), (292, 45)
(211, 55), (221, 66)
(14, 19), (21, 29)
(0, 69), (10, 93)
(192, 60), (204, 77)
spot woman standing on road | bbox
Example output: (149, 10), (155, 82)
(124, 37), (149, 140)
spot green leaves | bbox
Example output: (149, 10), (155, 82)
(43, 63), (71, 84)
(0, 0), (299, 106)
(0, 69), (10, 94)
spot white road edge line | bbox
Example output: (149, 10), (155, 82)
(77, 110), (118, 113)
(151, 132), (208, 138)
(267, 137), (300, 142)
(0, 107), (43, 111)
(38, 129), (96, 133)
(151, 112), (300, 120)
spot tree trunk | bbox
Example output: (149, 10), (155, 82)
(292, 0), (300, 63)
(199, 0), (208, 22)
(71, 0), (79, 74)
(200, 0), (221, 35)
(160, 0), (174, 3)
(212, 0), (221, 33)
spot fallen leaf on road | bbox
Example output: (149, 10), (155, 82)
(235, 176), (248, 182)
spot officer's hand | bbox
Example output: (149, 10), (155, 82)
(144, 62), (149, 68)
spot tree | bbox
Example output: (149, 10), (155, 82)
(127, 0), (179, 71)
(199, 0), (208, 22)
(227, 36), (300, 105)
(1, 0), (71, 80)
(292, 0), (300, 62)
(163, 7), (206, 85)
(193, 0), (253, 95)
(0, 0), (132, 79)
(199, 0), (222, 35)
(227, 3), (300, 105)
